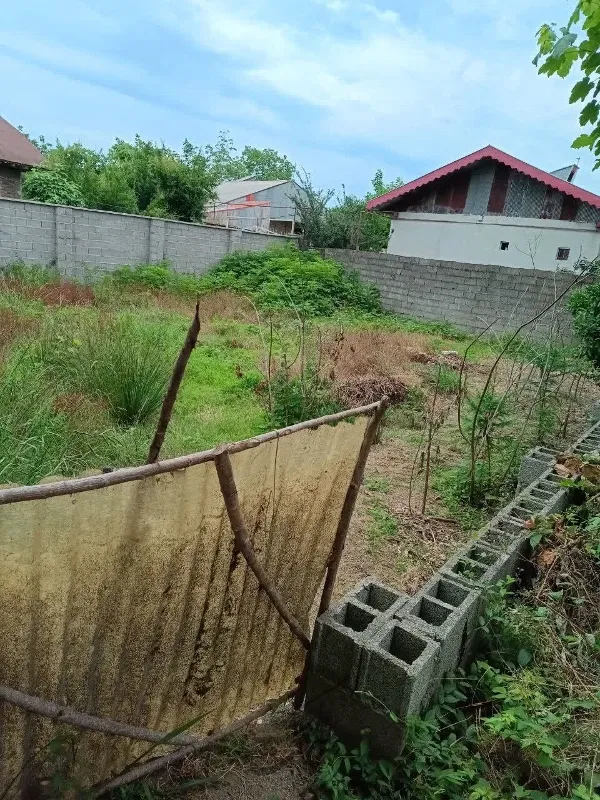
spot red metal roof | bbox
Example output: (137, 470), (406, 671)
(366, 145), (600, 212)
(0, 117), (42, 168)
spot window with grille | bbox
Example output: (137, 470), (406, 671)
(556, 247), (570, 261)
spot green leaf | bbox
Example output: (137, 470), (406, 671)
(517, 648), (533, 666)
(580, 100), (600, 125)
(529, 532), (543, 548)
(571, 77), (594, 102)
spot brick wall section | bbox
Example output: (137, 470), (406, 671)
(0, 166), (23, 199)
(324, 249), (585, 340)
(0, 197), (295, 278)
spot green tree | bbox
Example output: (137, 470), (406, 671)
(568, 282), (600, 367)
(204, 130), (295, 181)
(292, 169), (402, 251)
(535, 2), (600, 166)
(22, 168), (84, 206)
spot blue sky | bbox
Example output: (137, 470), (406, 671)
(2, 0), (597, 196)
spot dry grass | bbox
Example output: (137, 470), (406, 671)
(141, 289), (260, 323)
(2, 277), (95, 306)
(0, 308), (38, 360)
(324, 329), (434, 384)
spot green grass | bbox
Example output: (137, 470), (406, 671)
(364, 475), (391, 493)
(366, 499), (398, 544)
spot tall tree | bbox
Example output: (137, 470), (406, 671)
(204, 130), (295, 182)
(535, 3), (600, 167)
(292, 170), (402, 251)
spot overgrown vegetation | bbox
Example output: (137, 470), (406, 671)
(308, 487), (600, 800)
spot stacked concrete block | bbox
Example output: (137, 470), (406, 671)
(440, 541), (512, 589)
(357, 620), (440, 719)
(572, 422), (600, 454)
(398, 576), (481, 688)
(517, 447), (557, 490)
(306, 578), (410, 758)
(307, 423), (600, 754)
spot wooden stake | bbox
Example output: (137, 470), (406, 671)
(147, 302), (201, 464)
(213, 450), (311, 649)
(317, 398), (388, 617)
(294, 397), (388, 710)
(92, 689), (295, 796)
(0, 684), (202, 747)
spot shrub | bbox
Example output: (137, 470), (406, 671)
(41, 315), (175, 426)
(268, 364), (340, 427)
(111, 247), (381, 318)
(206, 246), (381, 316)
(22, 168), (84, 206)
(568, 283), (600, 369)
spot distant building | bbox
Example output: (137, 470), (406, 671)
(367, 145), (600, 271)
(0, 117), (42, 199)
(206, 178), (302, 235)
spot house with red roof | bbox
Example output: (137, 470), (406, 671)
(366, 145), (600, 271)
(0, 116), (42, 199)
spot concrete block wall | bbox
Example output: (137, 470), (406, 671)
(322, 248), (587, 341)
(0, 197), (295, 278)
(306, 422), (600, 756)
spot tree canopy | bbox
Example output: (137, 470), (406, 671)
(535, 1), (600, 167)
(21, 131), (296, 221)
(293, 169), (403, 251)
(21, 126), (400, 248)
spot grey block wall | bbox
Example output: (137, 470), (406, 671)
(322, 249), (586, 341)
(0, 198), (295, 278)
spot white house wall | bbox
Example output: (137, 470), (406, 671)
(388, 212), (600, 271)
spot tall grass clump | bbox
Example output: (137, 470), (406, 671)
(0, 355), (74, 485)
(42, 315), (175, 426)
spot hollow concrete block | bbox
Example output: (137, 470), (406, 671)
(310, 578), (408, 689)
(357, 619), (440, 720)
(440, 541), (512, 589)
(304, 672), (406, 759)
(398, 576), (481, 688)
(517, 447), (556, 490)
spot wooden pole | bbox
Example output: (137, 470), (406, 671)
(0, 402), (380, 506)
(317, 397), (388, 617)
(213, 450), (311, 649)
(147, 302), (201, 464)
(0, 685), (203, 747)
(294, 397), (388, 709)
(92, 689), (295, 796)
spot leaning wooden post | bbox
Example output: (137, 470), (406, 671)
(317, 397), (388, 616)
(294, 397), (388, 709)
(147, 301), (201, 464)
(213, 449), (311, 649)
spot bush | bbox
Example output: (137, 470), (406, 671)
(41, 315), (175, 426)
(568, 283), (600, 368)
(22, 168), (84, 206)
(110, 247), (382, 318)
(206, 246), (381, 316)
(268, 364), (340, 427)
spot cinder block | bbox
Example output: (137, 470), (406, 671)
(310, 578), (408, 689)
(399, 577), (480, 686)
(440, 542), (511, 588)
(304, 672), (406, 759)
(357, 619), (440, 719)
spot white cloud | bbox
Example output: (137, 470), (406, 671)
(169, 0), (576, 168)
